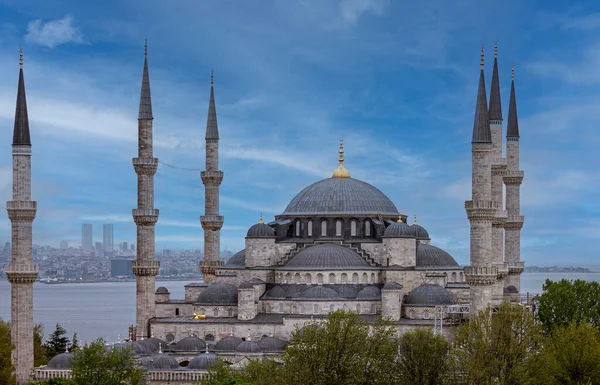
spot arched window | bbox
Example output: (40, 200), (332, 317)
(371, 304), (377, 313)
(352, 273), (359, 284)
(307, 221), (313, 237)
(285, 273), (291, 283)
(279, 303), (284, 313)
(295, 220), (301, 237)
(365, 221), (371, 237)
(305, 273), (312, 284)
(317, 273), (324, 284)
(329, 273), (336, 284)
(205, 334), (215, 342)
(199, 308), (205, 315)
(314, 304), (319, 314)
(321, 220), (327, 236)
(371, 273), (376, 283)
(451, 272), (457, 282)
(460, 272), (464, 281)
(213, 308), (219, 316)
(294, 273), (301, 284)
(228, 308), (233, 317)
(362, 272), (368, 283)
(423, 310), (430, 320)
(336, 220), (343, 236)
(341, 273), (348, 283)
(355, 304), (361, 313)
(166, 333), (175, 342)
(409, 310), (415, 319)
(292, 305), (297, 313)
(175, 308), (179, 316)
(351, 220), (357, 236)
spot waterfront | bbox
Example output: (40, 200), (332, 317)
(0, 272), (598, 343)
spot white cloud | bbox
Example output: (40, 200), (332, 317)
(340, 0), (389, 24)
(25, 15), (83, 48)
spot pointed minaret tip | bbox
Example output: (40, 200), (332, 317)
(494, 41), (498, 58)
(480, 45), (484, 69)
(13, 47), (31, 146)
(512, 63), (515, 81)
(19, 47), (23, 69)
(144, 39), (148, 57)
(205, 69), (219, 140)
(138, 41), (153, 120)
(472, 46), (492, 143)
(211, 69), (214, 86)
(489, 41), (503, 121)
(507, 64), (520, 138)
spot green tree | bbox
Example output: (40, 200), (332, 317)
(44, 324), (70, 359)
(26, 378), (76, 385)
(453, 301), (542, 385)
(536, 279), (600, 335)
(34, 324), (49, 366)
(397, 328), (450, 385)
(68, 333), (79, 352)
(205, 359), (281, 385)
(0, 318), (16, 385)
(70, 338), (145, 385)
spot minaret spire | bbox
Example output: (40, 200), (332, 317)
(472, 46), (491, 143)
(132, 41), (160, 339)
(507, 65), (519, 138)
(488, 41), (503, 122)
(200, 70), (224, 283)
(6, 47), (39, 383)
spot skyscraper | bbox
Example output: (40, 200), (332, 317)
(103, 224), (114, 256)
(60, 240), (68, 250)
(81, 223), (93, 251)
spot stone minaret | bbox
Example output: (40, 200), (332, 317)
(488, 42), (508, 297)
(503, 65), (525, 291)
(5, 49), (38, 384)
(464, 47), (498, 313)
(132, 42), (160, 338)
(200, 71), (224, 283)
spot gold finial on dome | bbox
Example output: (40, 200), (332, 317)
(258, 213), (263, 224)
(413, 215), (418, 225)
(19, 47), (23, 69)
(332, 139), (351, 178)
(397, 214), (403, 223)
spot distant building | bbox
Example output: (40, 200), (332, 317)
(111, 258), (135, 278)
(59, 240), (68, 250)
(103, 224), (114, 256)
(81, 224), (93, 251)
(130, 244), (135, 251)
(121, 242), (129, 252)
(95, 242), (103, 254)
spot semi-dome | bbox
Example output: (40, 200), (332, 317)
(188, 352), (219, 370)
(173, 336), (206, 352)
(214, 336), (244, 352)
(383, 220), (415, 238)
(285, 243), (370, 270)
(47, 352), (74, 369)
(225, 249), (246, 266)
(197, 283), (238, 305)
(141, 353), (180, 370)
(299, 286), (341, 299)
(155, 286), (170, 294)
(264, 285), (286, 299)
(404, 284), (454, 306)
(258, 336), (289, 353)
(236, 340), (262, 354)
(282, 177), (398, 216)
(356, 286), (382, 299)
(416, 244), (460, 268)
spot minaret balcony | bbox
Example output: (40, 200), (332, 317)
(5, 263), (38, 283)
(132, 209), (159, 226)
(132, 157), (158, 175)
(464, 266), (498, 286)
(201, 215), (224, 230)
(494, 263), (510, 279)
(465, 200), (498, 220)
(132, 260), (160, 276)
(201, 171), (224, 185)
(503, 170), (524, 185)
(507, 261), (525, 275)
(7, 200), (37, 221)
(505, 215), (524, 229)
(490, 157), (507, 168)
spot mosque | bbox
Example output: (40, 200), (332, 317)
(6, 42), (524, 384)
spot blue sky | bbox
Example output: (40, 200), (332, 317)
(0, 0), (597, 266)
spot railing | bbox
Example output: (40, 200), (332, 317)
(5, 263), (38, 273)
(132, 209), (159, 216)
(132, 157), (158, 166)
(504, 170), (524, 178)
(506, 215), (524, 223)
(6, 201), (36, 209)
(132, 260), (160, 269)
(465, 201), (500, 210)
(147, 370), (210, 381)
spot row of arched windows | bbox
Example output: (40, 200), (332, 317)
(449, 272), (465, 282)
(195, 307), (235, 317)
(276, 271), (379, 284)
(292, 218), (373, 238)
(264, 302), (380, 315)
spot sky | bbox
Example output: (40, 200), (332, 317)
(0, 0), (597, 266)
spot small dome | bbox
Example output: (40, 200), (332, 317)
(299, 286), (341, 299)
(416, 244), (460, 268)
(413, 224), (430, 240)
(214, 336), (243, 352)
(155, 286), (170, 294)
(173, 336), (206, 352)
(114, 341), (152, 355)
(258, 336), (289, 353)
(383, 221), (415, 238)
(504, 285), (518, 294)
(141, 353), (179, 370)
(405, 284), (454, 306)
(263, 285), (286, 299)
(47, 352), (74, 369)
(356, 286), (381, 299)
(225, 249), (246, 266)
(382, 282), (403, 291)
(197, 283), (238, 305)
(285, 243), (369, 269)
(188, 352), (219, 370)
(247, 222), (275, 238)
(138, 337), (167, 354)
(236, 340), (262, 354)
(334, 285), (361, 299)
(238, 281), (254, 290)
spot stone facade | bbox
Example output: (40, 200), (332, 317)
(133, 45), (160, 339)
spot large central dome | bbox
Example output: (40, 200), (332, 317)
(282, 177), (398, 216)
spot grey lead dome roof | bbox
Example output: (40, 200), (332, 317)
(188, 353), (219, 370)
(282, 177), (398, 216)
(47, 352), (74, 369)
(141, 353), (180, 370)
(285, 243), (370, 269)
(416, 244), (460, 268)
(197, 283), (238, 305)
(383, 222), (415, 238)
(247, 223), (275, 238)
(225, 249), (246, 267)
(404, 284), (454, 306)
